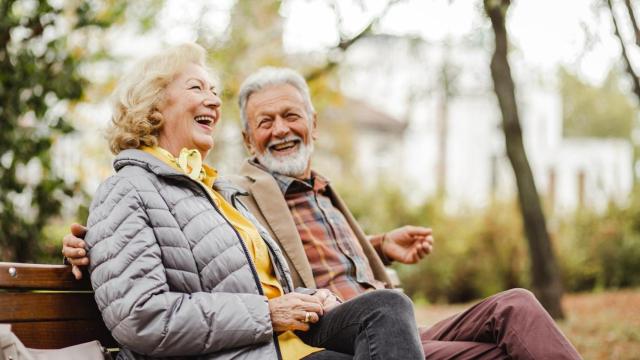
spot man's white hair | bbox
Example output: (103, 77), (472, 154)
(238, 67), (315, 132)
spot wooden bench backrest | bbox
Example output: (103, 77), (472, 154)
(0, 262), (117, 349)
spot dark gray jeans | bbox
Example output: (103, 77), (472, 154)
(298, 289), (424, 360)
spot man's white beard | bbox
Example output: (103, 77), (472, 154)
(255, 136), (313, 177)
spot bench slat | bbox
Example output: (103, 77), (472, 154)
(0, 292), (101, 322)
(0, 262), (91, 290)
(0, 262), (117, 350)
(10, 320), (118, 349)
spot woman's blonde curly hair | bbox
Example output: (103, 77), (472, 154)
(107, 43), (212, 154)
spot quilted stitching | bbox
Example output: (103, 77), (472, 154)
(83, 149), (292, 359)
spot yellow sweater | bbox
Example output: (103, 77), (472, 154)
(143, 147), (321, 360)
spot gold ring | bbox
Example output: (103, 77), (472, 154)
(303, 311), (311, 323)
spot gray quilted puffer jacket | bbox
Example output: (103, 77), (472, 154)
(85, 149), (294, 359)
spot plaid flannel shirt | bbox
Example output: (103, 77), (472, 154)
(270, 169), (385, 300)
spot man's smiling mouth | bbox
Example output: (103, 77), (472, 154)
(269, 139), (300, 153)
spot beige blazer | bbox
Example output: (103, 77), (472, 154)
(227, 159), (393, 290)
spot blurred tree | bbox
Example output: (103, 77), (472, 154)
(435, 39), (460, 197)
(305, 0), (401, 82)
(207, 0), (285, 96)
(199, 0), (399, 172)
(605, 0), (640, 186)
(561, 67), (636, 138)
(606, 0), (640, 103)
(0, 0), (158, 261)
(484, 0), (565, 318)
(197, 0), (285, 169)
(623, 0), (640, 45)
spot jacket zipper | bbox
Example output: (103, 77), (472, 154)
(178, 176), (283, 360)
(231, 194), (292, 294)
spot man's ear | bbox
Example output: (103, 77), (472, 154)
(311, 112), (318, 140)
(242, 130), (254, 155)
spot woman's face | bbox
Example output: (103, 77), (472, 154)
(157, 63), (221, 158)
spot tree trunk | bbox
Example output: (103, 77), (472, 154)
(436, 68), (450, 197)
(623, 0), (640, 46)
(608, 0), (640, 103)
(483, 0), (565, 319)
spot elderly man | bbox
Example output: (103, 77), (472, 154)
(64, 67), (581, 359)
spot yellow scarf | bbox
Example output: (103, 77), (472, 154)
(148, 147), (217, 188)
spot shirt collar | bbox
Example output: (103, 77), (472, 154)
(250, 158), (329, 195)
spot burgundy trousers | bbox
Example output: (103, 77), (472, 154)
(419, 288), (582, 359)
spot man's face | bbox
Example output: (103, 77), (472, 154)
(243, 83), (317, 178)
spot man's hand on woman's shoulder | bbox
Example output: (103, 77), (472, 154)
(62, 223), (89, 280)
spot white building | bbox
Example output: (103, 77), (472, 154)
(335, 34), (634, 213)
(316, 97), (408, 186)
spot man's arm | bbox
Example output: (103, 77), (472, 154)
(369, 226), (434, 265)
(62, 223), (89, 279)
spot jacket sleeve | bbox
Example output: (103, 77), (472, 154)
(85, 176), (273, 356)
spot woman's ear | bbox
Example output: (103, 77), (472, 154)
(148, 109), (164, 131)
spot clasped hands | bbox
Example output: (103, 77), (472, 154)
(268, 289), (340, 332)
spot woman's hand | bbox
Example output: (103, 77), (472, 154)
(268, 293), (323, 332)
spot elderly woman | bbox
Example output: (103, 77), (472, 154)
(86, 42), (424, 359)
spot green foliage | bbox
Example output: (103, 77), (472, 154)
(560, 67), (636, 139)
(337, 180), (528, 303)
(0, 0), (142, 261)
(338, 179), (640, 303)
(557, 195), (640, 291)
(394, 200), (529, 303)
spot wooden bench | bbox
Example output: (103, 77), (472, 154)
(0, 262), (117, 351)
(0, 261), (400, 357)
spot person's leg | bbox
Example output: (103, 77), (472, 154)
(421, 288), (581, 360)
(421, 339), (506, 359)
(297, 289), (424, 360)
(419, 326), (506, 359)
(302, 350), (353, 359)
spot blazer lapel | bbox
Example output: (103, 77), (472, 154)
(240, 161), (317, 288)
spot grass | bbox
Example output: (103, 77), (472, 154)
(413, 288), (640, 360)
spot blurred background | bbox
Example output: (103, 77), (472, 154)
(2, 0), (639, 358)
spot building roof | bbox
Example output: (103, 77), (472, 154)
(320, 97), (408, 134)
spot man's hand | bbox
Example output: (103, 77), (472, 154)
(62, 223), (89, 280)
(382, 226), (434, 264)
(313, 289), (341, 313)
(268, 293), (323, 332)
